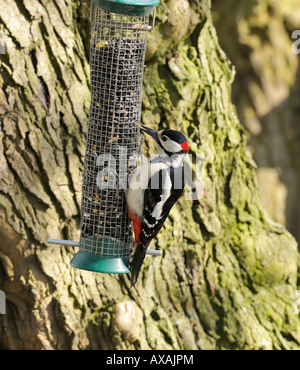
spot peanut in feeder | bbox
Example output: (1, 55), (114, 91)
(47, 0), (161, 273)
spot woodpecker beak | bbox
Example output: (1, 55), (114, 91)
(140, 125), (160, 143)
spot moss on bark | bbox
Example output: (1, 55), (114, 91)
(212, 0), (300, 244)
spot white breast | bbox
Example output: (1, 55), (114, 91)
(126, 158), (169, 218)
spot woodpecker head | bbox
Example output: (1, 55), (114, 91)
(140, 125), (189, 156)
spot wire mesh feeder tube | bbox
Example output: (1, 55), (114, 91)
(71, 5), (152, 274)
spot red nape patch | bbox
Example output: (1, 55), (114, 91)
(181, 141), (189, 152)
(128, 208), (141, 245)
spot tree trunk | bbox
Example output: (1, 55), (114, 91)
(0, 0), (299, 350)
(212, 0), (300, 244)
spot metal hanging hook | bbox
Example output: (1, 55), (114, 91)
(148, 8), (156, 31)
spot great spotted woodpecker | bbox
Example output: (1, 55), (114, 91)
(126, 125), (189, 286)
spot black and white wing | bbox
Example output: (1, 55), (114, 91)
(140, 166), (184, 247)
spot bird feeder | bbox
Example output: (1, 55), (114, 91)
(48, 0), (161, 274)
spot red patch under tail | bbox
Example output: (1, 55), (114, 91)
(128, 208), (142, 245)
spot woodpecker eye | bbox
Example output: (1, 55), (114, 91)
(161, 135), (168, 142)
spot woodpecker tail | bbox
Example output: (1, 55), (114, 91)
(129, 243), (147, 286)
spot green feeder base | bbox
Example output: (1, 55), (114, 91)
(71, 235), (131, 274)
(71, 250), (130, 274)
(92, 0), (160, 16)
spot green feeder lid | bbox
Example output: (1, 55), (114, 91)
(92, 0), (160, 17)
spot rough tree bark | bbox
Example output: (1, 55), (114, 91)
(0, 0), (299, 350)
(212, 0), (300, 244)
